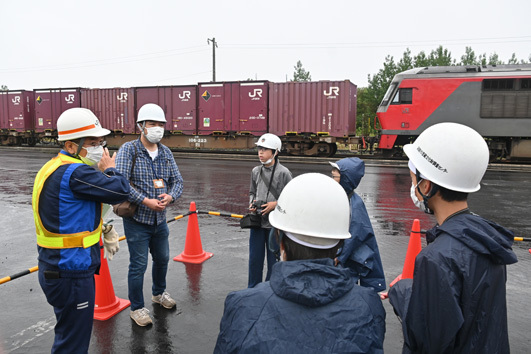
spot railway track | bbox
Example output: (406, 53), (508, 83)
(2, 146), (529, 171)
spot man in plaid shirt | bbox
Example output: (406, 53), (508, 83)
(116, 103), (184, 327)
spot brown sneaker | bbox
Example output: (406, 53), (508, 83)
(152, 291), (176, 309)
(130, 307), (153, 326)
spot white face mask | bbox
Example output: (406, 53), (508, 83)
(80, 145), (104, 166)
(410, 183), (431, 214)
(144, 126), (164, 144)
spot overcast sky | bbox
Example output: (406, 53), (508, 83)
(1, 0), (530, 91)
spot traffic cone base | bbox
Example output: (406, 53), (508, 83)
(174, 251), (213, 264)
(94, 243), (130, 321)
(174, 202), (213, 264)
(94, 296), (130, 321)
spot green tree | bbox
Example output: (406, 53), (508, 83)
(0, 85), (7, 91)
(356, 87), (375, 136)
(460, 46), (478, 65)
(488, 53), (504, 65)
(508, 53), (518, 64)
(292, 60), (311, 82)
(429, 45), (455, 66)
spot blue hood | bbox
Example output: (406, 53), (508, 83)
(270, 258), (354, 307)
(335, 157), (365, 195)
(428, 213), (517, 265)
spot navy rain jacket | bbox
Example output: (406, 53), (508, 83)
(335, 157), (386, 292)
(389, 212), (517, 354)
(215, 258), (386, 354)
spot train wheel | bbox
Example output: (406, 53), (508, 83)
(27, 137), (37, 147)
(316, 143), (332, 157)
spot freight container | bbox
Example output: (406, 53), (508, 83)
(198, 82), (233, 134)
(136, 85), (197, 134)
(81, 88), (136, 134)
(0, 90), (35, 132)
(231, 81), (268, 135)
(34, 88), (81, 133)
(268, 80), (356, 138)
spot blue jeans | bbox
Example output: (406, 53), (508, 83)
(123, 218), (170, 311)
(248, 227), (277, 288)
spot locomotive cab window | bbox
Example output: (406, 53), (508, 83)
(380, 82), (398, 106)
(391, 88), (413, 105)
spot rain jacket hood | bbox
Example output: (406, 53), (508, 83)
(270, 258), (353, 307)
(336, 157), (364, 195)
(215, 258), (386, 353)
(428, 212), (517, 265)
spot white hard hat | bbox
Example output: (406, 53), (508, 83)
(403, 122), (489, 193)
(57, 108), (110, 141)
(255, 133), (282, 152)
(269, 173), (351, 248)
(137, 103), (167, 123)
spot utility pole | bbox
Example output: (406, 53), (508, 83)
(207, 38), (218, 82)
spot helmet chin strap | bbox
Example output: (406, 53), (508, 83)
(137, 122), (147, 138)
(415, 169), (438, 214)
(73, 137), (85, 157)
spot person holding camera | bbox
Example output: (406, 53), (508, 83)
(247, 133), (292, 288)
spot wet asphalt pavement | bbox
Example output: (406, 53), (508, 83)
(0, 148), (530, 353)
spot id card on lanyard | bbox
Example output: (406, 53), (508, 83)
(149, 158), (165, 189)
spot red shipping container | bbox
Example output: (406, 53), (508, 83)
(34, 88), (81, 133)
(197, 82), (233, 134)
(136, 86), (197, 134)
(0, 91), (34, 132)
(231, 81), (268, 135)
(268, 80), (356, 138)
(81, 88), (136, 134)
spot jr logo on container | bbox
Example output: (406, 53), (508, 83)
(117, 93), (128, 103)
(11, 96), (21, 105)
(323, 87), (339, 99)
(249, 89), (263, 100)
(65, 94), (76, 104)
(179, 91), (191, 101)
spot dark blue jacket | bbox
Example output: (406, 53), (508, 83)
(389, 212), (517, 354)
(37, 151), (130, 277)
(335, 157), (386, 292)
(215, 258), (386, 353)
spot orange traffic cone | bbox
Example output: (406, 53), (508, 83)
(174, 202), (213, 264)
(390, 219), (422, 287)
(94, 241), (130, 321)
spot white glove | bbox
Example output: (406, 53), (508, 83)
(102, 224), (120, 261)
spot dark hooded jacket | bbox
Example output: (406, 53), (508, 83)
(389, 212), (517, 354)
(214, 258), (386, 354)
(335, 157), (386, 292)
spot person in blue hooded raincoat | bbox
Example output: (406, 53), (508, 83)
(215, 173), (385, 354)
(388, 123), (517, 354)
(329, 158), (385, 293)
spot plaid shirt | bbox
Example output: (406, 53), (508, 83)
(115, 139), (183, 225)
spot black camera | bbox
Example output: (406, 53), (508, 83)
(252, 200), (266, 214)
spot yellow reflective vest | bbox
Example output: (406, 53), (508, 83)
(32, 153), (102, 249)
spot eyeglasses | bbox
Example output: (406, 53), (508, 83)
(74, 140), (106, 148)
